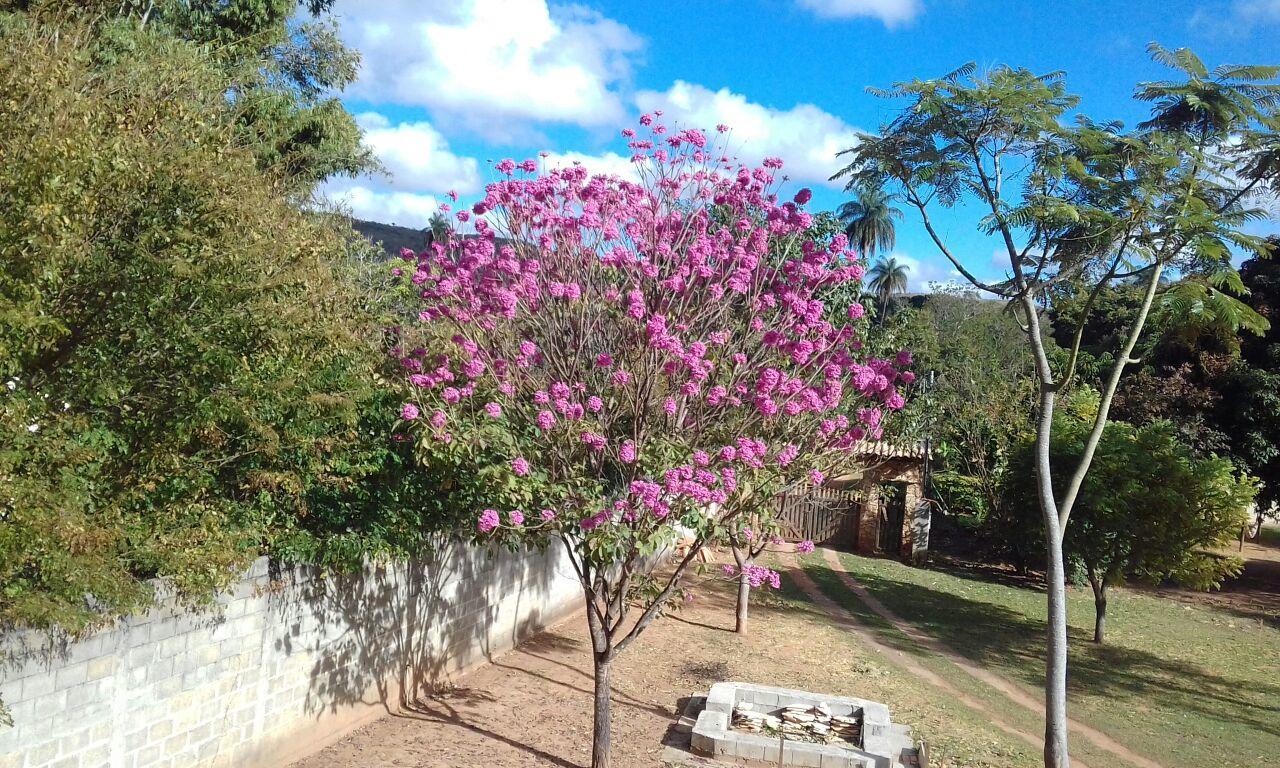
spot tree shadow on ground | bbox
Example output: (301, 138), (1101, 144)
(804, 554), (1280, 744)
(667, 585), (739, 633)
(934, 540), (1280, 629)
(397, 695), (584, 768)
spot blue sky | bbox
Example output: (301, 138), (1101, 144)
(326, 0), (1280, 290)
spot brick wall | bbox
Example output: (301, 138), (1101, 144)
(0, 541), (581, 768)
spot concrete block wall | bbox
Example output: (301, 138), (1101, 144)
(0, 541), (581, 768)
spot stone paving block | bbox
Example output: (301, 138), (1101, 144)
(80, 745), (110, 767)
(135, 743), (164, 768)
(782, 742), (825, 767)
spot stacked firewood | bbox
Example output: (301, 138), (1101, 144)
(731, 704), (780, 733)
(731, 702), (861, 746)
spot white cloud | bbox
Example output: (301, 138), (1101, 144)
(1190, 0), (1280, 32)
(336, 0), (642, 135)
(634, 81), (861, 187)
(323, 183), (442, 229)
(884, 252), (959, 293)
(539, 150), (640, 180)
(1235, 0), (1280, 21)
(356, 113), (482, 194)
(797, 0), (923, 27)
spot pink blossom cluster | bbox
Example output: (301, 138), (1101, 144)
(724, 563), (783, 590)
(390, 116), (911, 545)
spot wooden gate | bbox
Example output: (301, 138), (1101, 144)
(775, 486), (860, 544)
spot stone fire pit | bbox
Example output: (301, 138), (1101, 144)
(690, 682), (916, 767)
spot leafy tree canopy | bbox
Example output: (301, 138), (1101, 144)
(3, 0), (371, 192)
(0, 15), (434, 635)
(997, 398), (1253, 642)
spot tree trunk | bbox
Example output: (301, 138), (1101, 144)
(733, 548), (751, 634)
(1042, 518), (1071, 768)
(1033, 387), (1071, 768)
(591, 655), (613, 768)
(1089, 574), (1107, 645)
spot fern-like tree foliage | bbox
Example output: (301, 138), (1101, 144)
(833, 45), (1278, 768)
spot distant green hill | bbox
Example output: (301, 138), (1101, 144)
(350, 218), (427, 257)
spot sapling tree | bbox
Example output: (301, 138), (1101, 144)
(390, 117), (910, 768)
(723, 509), (816, 634)
(835, 47), (1277, 768)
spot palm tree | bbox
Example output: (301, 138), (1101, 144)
(867, 256), (910, 322)
(836, 183), (902, 260)
(425, 210), (453, 246)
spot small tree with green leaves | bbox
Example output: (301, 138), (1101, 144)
(1000, 406), (1253, 644)
(834, 47), (1277, 768)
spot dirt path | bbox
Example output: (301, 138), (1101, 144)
(810, 548), (1162, 768)
(780, 552), (1080, 767)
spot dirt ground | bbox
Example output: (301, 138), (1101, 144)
(290, 568), (1041, 768)
(290, 581), (751, 768)
(1153, 523), (1280, 626)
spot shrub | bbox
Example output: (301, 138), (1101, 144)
(994, 406), (1253, 641)
(0, 16), (399, 632)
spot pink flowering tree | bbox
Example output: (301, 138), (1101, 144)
(723, 511), (817, 634)
(390, 116), (910, 768)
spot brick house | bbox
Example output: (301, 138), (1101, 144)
(777, 440), (932, 561)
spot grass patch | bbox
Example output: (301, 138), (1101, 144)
(822, 550), (1280, 768)
(790, 553), (1130, 768)
(759, 567), (1045, 768)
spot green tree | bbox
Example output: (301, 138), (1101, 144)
(1052, 249), (1280, 527)
(5, 0), (370, 192)
(426, 210), (454, 247)
(836, 183), (901, 258)
(867, 256), (911, 321)
(1218, 248), (1280, 529)
(1000, 411), (1253, 644)
(0, 14), (398, 632)
(835, 48), (1277, 768)
(894, 289), (1039, 528)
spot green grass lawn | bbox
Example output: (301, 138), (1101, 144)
(787, 554), (1130, 768)
(799, 550), (1280, 768)
(764, 570), (1049, 768)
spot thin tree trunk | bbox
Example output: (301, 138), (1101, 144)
(591, 655), (613, 768)
(1034, 386), (1071, 768)
(736, 571), (751, 634)
(1016, 292), (1071, 768)
(733, 548), (750, 634)
(1088, 572), (1107, 645)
